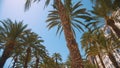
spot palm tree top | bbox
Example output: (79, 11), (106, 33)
(52, 53), (62, 62)
(0, 19), (27, 40)
(46, 0), (91, 36)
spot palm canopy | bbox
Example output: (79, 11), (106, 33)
(12, 30), (49, 67)
(52, 53), (62, 62)
(81, 30), (97, 51)
(86, 0), (120, 38)
(90, 0), (114, 17)
(0, 19), (27, 39)
(88, 0), (115, 29)
(20, 30), (48, 58)
(0, 19), (27, 48)
(46, 0), (91, 36)
(90, 0), (120, 17)
(85, 0), (119, 32)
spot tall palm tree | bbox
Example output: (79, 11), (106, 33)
(0, 19), (27, 67)
(25, 0), (91, 68)
(47, 0), (91, 68)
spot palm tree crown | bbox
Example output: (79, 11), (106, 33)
(46, 0), (91, 36)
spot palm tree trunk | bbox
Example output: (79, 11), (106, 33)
(0, 50), (10, 68)
(98, 54), (106, 68)
(24, 47), (31, 68)
(94, 56), (99, 68)
(55, 0), (83, 68)
(0, 44), (14, 68)
(107, 19), (120, 38)
(108, 52), (120, 68)
(35, 57), (39, 68)
(55, 58), (59, 68)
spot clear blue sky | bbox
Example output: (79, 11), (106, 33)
(0, 0), (92, 67)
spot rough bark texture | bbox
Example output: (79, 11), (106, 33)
(55, 0), (83, 68)
(107, 19), (120, 38)
(0, 42), (15, 68)
(108, 52), (120, 68)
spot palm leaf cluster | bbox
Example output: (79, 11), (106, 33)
(90, 0), (114, 17)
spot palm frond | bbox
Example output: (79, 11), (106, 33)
(47, 21), (60, 30)
(72, 8), (88, 16)
(25, 0), (50, 11)
(72, 1), (82, 12)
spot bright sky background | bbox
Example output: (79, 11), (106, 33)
(0, 0), (92, 67)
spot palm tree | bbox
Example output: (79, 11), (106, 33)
(81, 31), (106, 68)
(25, 0), (91, 68)
(52, 53), (62, 68)
(88, 0), (120, 38)
(12, 30), (49, 68)
(47, 0), (91, 68)
(81, 30), (120, 68)
(0, 19), (28, 67)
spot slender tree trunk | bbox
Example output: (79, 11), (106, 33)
(94, 56), (99, 68)
(55, 58), (59, 68)
(24, 47), (31, 68)
(108, 52), (120, 68)
(107, 19), (120, 38)
(0, 49), (10, 68)
(55, 0), (83, 68)
(0, 42), (15, 68)
(35, 57), (39, 68)
(98, 54), (106, 68)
